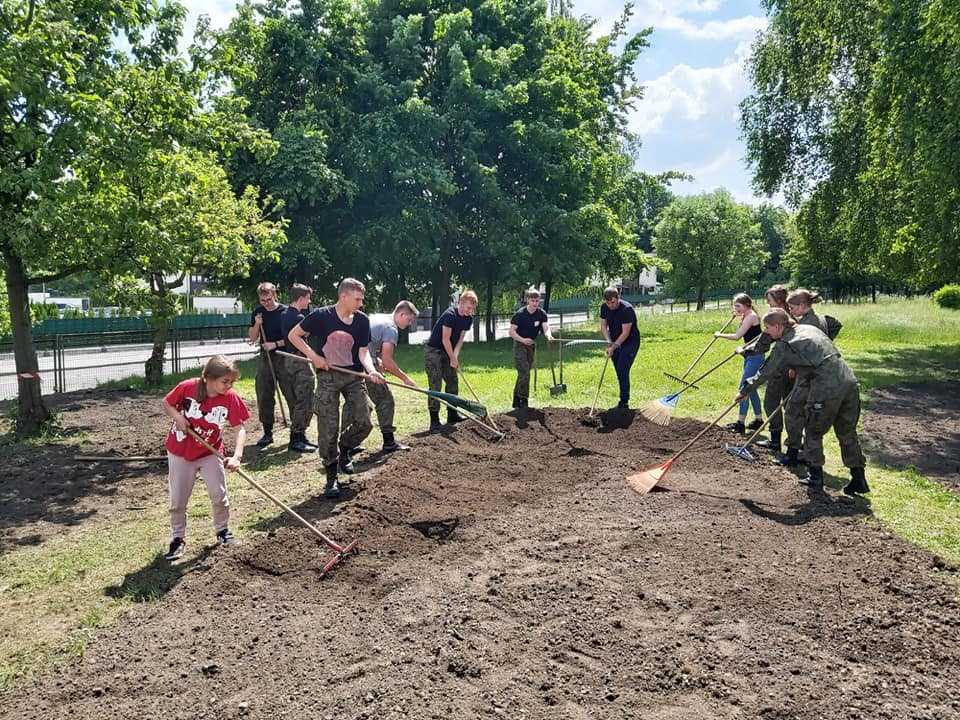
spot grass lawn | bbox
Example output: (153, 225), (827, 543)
(1, 296), (958, 690)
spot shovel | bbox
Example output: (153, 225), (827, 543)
(185, 427), (358, 576)
(550, 334), (567, 396)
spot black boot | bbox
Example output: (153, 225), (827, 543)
(256, 426), (274, 447)
(746, 417), (764, 431)
(773, 447), (802, 466)
(756, 431), (781, 452)
(382, 432), (410, 453)
(288, 433), (316, 453)
(512, 395), (521, 409)
(429, 410), (442, 432)
(844, 467), (870, 496)
(725, 420), (746, 434)
(338, 446), (355, 474)
(799, 465), (824, 490)
(447, 408), (466, 425)
(324, 463), (340, 498)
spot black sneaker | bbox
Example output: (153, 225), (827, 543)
(725, 421), (746, 434)
(773, 447), (802, 466)
(216, 528), (236, 546)
(256, 430), (274, 447)
(746, 418), (764, 431)
(164, 537), (185, 561)
(382, 433), (410, 452)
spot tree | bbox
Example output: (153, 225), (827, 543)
(740, 0), (960, 291)
(653, 189), (768, 309)
(0, 0), (185, 433)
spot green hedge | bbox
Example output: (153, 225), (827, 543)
(932, 284), (960, 310)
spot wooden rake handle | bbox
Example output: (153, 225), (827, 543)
(258, 325), (288, 426)
(670, 334), (764, 402)
(741, 387), (797, 446)
(668, 399), (741, 464)
(184, 427), (346, 552)
(589, 355), (611, 417)
(276, 351), (502, 437)
(679, 313), (737, 380)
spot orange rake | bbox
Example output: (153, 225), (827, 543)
(627, 399), (740, 495)
(186, 428), (358, 576)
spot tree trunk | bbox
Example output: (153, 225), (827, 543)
(696, 287), (705, 311)
(485, 273), (496, 343)
(4, 250), (51, 434)
(145, 284), (170, 386)
(543, 277), (553, 312)
(871, 283), (877, 303)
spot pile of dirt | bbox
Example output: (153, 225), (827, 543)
(862, 381), (960, 492)
(3, 407), (959, 719)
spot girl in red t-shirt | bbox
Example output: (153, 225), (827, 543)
(161, 356), (250, 560)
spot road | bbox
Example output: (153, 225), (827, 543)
(0, 311), (593, 400)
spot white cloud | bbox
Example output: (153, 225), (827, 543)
(658, 15), (767, 41)
(633, 40), (752, 136)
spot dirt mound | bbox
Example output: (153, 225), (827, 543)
(863, 381), (960, 492)
(3, 408), (959, 719)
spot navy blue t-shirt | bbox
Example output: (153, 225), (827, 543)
(511, 307), (549, 340)
(600, 300), (640, 346)
(250, 303), (287, 352)
(281, 305), (313, 355)
(299, 305), (371, 371)
(427, 307), (473, 349)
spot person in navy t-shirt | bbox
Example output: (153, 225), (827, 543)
(287, 278), (385, 498)
(246, 282), (287, 447)
(508, 287), (555, 409)
(599, 287), (641, 409)
(424, 290), (477, 431)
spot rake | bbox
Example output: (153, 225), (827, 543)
(640, 352), (738, 426)
(581, 355), (611, 427)
(185, 428), (358, 576)
(724, 388), (796, 462)
(276, 351), (503, 439)
(664, 312), (736, 386)
(642, 334), (762, 427)
(627, 399), (740, 495)
(458, 367), (503, 434)
(549, 333), (567, 396)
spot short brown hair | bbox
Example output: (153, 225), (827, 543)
(394, 300), (419, 316)
(762, 308), (796, 329)
(459, 289), (478, 305)
(765, 284), (788, 308)
(733, 292), (753, 308)
(602, 287), (620, 301)
(338, 277), (366, 295)
(289, 283), (313, 302)
(525, 287), (541, 300)
(787, 288), (821, 307)
(257, 282), (277, 295)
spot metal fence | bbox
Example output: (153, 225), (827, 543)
(0, 326), (259, 401)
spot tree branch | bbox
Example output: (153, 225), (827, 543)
(162, 270), (187, 290)
(26, 264), (85, 285)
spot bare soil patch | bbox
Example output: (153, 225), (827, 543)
(862, 381), (960, 492)
(3, 407), (959, 719)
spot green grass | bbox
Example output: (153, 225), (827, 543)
(2, 296), (958, 690)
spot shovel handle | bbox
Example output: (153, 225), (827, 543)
(589, 355), (610, 417)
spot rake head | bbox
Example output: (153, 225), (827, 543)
(640, 393), (680, 426)
(724, 443), (757, 462)
(663, 372), (700, 390)
(627, 459), (674, 495)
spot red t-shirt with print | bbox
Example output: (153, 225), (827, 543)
(164, 379), (250, 461)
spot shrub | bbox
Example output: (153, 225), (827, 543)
(932, 284), (960, 309)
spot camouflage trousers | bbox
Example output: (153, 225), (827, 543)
(255, 351), (279, 429)
(424, 346), (458, 413)
(764, 372), (795, 436)
(785, 374), (811, 450)
(512, 342), (535, 404)
(802, 381), (867, 469)
(314, 371), (373, 467)
(342, 379), (395, 436)
(277, 354), (315, 435)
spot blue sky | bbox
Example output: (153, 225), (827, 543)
(180, 0), (768, 203)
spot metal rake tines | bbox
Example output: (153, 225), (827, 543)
(724, 443), (757, 462)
